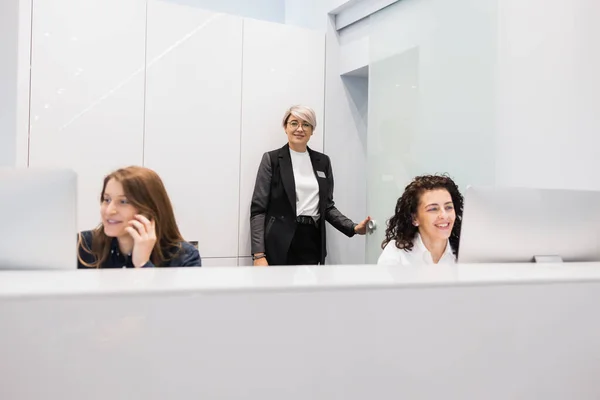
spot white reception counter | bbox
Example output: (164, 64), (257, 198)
(1, 263), (600, 399)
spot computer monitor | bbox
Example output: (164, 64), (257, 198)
(458, 186), (600, 263)
(0, 168), (77, 270)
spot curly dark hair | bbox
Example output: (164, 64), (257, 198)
(381, 174), (464, 256)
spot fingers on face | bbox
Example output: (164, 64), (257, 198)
(135, 214), (152, 227)
(124, 226), (141, 240)
(133, 215), (157, 239)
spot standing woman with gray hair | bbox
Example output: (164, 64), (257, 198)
(250, 105), (370, 266)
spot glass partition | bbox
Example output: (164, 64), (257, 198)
(366, 0), (498, 263)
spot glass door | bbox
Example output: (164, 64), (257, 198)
(366, 47), (420, 263)
(365, 0), (498, 263)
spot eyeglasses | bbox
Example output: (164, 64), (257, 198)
(287, 121), (313, 130)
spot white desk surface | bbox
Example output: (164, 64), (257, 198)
(2, 262), (600, 298)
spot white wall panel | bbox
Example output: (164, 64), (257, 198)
(28, 0), (146, 231)
(0, 0), (31, 168)
(15, 0), (32, 168)
(202, 257), (238, 267)
(238, 257), (253, 266)
(24, 0), (327, 260)
(168, 0), (285, 24)
(238, 19), (325, 257)
(144, 3), (243, 258)
(496, 0), (600, 190)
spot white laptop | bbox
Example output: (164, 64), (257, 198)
(0, 168), (77, 270)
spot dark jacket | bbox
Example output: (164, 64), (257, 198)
(250, 144), (356, 265)
(77, 230), (202, 268)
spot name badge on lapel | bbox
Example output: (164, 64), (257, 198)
(316, 171), (326, 179)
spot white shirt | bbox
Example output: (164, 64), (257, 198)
(377, 233), (456, 266)
(289, 148), (319, 217)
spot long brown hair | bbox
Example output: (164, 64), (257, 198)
(381, 174), (464, 256)
(78, 166), (185, 268)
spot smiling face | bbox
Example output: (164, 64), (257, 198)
(100, 178), (139, 238)
(413, 189), (456, 242)
(284, 115), (313, 150)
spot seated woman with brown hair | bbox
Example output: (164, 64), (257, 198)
(78, 166), (201, 268)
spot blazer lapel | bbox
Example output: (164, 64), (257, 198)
(278, 144), (297, 215)
(308, 147), (327, 215)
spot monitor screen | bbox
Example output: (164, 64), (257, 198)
(458, 186), (600, 263)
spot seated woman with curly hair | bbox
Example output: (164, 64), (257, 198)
(378, 175), (464, 265)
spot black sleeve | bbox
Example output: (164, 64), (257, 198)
(250, 152), (273, 255)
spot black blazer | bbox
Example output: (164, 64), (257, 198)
(250, 144), (356, 265)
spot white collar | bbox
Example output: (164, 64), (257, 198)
(414, 233), (454, 264)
